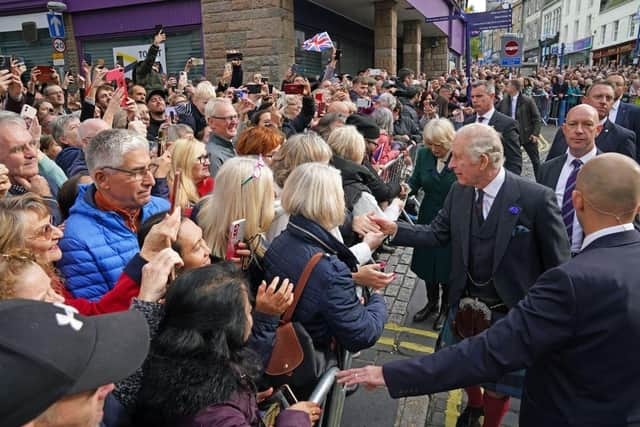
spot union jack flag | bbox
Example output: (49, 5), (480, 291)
(302, 32), (334, 52)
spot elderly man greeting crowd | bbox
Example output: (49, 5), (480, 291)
(3, 28), (640, 427)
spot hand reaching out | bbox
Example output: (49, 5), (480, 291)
(255, 276), (294, 316)
(352, 263), (394, 290)
(139, 208), (181, 261)
(367, 213), (398, 236)
(352, 213), (381, 238)
(336, 365), (386, 390)
(138, 248), (183, 302)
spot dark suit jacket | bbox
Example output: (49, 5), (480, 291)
(383, 230), (640, 427)
(463, 111), (522, 175)
(546, 119), (636, 161)
(536, 149), (602, 188)
(615, 101), (640, 162)
(497, 93), (542, 147)
(391, 171), (570, 308)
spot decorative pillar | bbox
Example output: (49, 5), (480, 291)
(403, 20), (421, 75)
(201, 0), (295, 84)
(374, 0), (398, 75)
(422, 37), (449, 78)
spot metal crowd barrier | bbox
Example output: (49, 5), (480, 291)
(311, 351), (353, 427)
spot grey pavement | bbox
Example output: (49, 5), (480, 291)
(340, 125), (558, 426)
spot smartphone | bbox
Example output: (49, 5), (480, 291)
(83, 52), (92, 66)
(226, 52), (243, 62)
(234, 89), (246, 99)
(225, 219), (246, 261)
(261, 77), (269, 84)
(283, 83), (305, 95)
(20, 104), (37, 129)
(334, 49), (343, 61)
(170, 169), (182, 214)
(369, 68), (382, 76)
(0, 56), (11, 72)
(190, 57), (204, 66)
(35, 65), (55, 83)
(279, 385), (298, 406)
(356, 98), (371, 109)
(246, 84), (261, 94)
(165, 106), (177, 121)
(290, 64), (300, 75)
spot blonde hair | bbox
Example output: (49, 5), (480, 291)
(197, 157), (274, 258)
(423, 118), (455, 151)
(281, 163), (345, 230)
(194, 81), (217, 101)
(270, 133), (332, 188)
(0, 248), (39, 301)
(327, 125), (365, 163)
(0, 209), (27, 254)
(168, 137), (206, 210)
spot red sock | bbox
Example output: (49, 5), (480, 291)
(482, 393), (510, 427)
(464, 386), (483, 408)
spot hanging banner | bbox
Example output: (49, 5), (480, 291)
(112, 44), (167, 79)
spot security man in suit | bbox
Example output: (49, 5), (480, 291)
(537, 105), (602, 255)
(350, 123), (570, 427)
(338, 153), (640, 427)
(607, 73), (640, 162)
(497, 79), (543, 175)
(546, 81), (636, 160)
(456, 81), (522, 175)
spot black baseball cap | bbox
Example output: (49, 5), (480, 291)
(346, 114), (380, 140)
(0, 299), (150, 426)
(146, 88), (167, 103)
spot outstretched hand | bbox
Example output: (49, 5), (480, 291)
(367, 213), (397, 237)
(336, 365), (386, 390)
(139, 208), (181, 261)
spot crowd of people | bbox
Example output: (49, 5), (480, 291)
(0, 25), (639, 427)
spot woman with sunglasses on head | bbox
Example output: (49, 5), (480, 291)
(168, 137), (214, 216)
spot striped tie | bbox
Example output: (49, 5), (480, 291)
(561, 159), (583, 243)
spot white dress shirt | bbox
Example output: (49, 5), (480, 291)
(609, 99), (621, 124)
(477, 167), (506, 219)
(581, 223), (635, 251)
(476, 107), (496, 124)
(555, 146), (598, 252)
(511, 94), (519, 120)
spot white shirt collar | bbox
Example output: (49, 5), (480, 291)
(480, 167), (505, 198)
(478, 107), (495, 123)
(566, 145), (597, 164)
(581, 223), (635, 251)
(599, 117), (608, 126)
(612, 99), (621, 112)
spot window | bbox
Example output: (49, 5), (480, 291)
(566, 0), (571, 15)
(613, 20), (619, 41)
(574, 20), (580, 39)
(576, 0), (580, 14)
(564, 24), (569, 42)
(630, 15), (637, 38)
(601, 25), (606, 44)
(586, 15), (592, 36)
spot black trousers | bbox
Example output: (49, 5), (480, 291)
(522, 140), (540, 175)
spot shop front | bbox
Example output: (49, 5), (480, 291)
(66, 0), (204, 77)
(564, 36), (592, 66)
(593, 40), (636, 65)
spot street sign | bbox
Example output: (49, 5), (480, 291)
(52, 38), (66, 53)
(47, 12), (65, 39)
(52, 52), (64, 66)
(466, 9), (513, 32)
(500, 35), (523, 67)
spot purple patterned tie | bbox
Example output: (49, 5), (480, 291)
(561, 159), (583, 243)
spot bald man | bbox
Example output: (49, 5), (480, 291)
(537, 105), (602, 254)
(327, 101), (351, 116)
(338, 152), (640, 427)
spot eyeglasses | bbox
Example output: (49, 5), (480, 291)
(9, 140), (38, 155)
(26, 218), (58, 241)
(101, 164), (158, 181)
(211, 114), (239, 122)
(196, 153), (211, 164)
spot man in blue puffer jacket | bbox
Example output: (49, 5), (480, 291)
(58, 129), (169, 301)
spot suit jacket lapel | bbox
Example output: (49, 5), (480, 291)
(493, 173), (522, 273)
(460, 186), (474, 268)
(616, 103), (627, 126)
(549, 154), (566, 187)
(596, 120), (613, 149)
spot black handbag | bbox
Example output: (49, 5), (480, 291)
(264, 253), (338, 399)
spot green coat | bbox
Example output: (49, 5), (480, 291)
(408, 146), (456, 283)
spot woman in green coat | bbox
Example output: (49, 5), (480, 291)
(407, 118), (456, 330)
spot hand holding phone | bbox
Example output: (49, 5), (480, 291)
(225, 219), (246, 261)
(170, 169), (182, 214)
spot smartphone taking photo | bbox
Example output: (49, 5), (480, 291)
(225, 219), (246, 261)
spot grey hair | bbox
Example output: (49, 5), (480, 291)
(471, 80), (495, 95)
(50, 115), (78, 144)
(204, 98), (232, 120)
(85, 129), (149, 173)
(371, 107), (394, 135)
(167, 124), (194, 142)
(78, 119), (109, 141)
(377, 93), (397, 110)
(0, 111), (27, 130)
(457, 123), (504, 169)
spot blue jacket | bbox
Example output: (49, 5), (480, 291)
(55, 146), (83, 177)
(58, 184), (169, 301)
(264, 215), (387, 353)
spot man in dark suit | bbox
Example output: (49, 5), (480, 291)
(546, 81), (636, 160)
(607, 73), (640, 162)
(456, 81), (522, 175)
(497, 79), (543, 175)
(348, 123), (570, 427)
(537, 105), (601, 255)
(338, 153), (640, 427)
